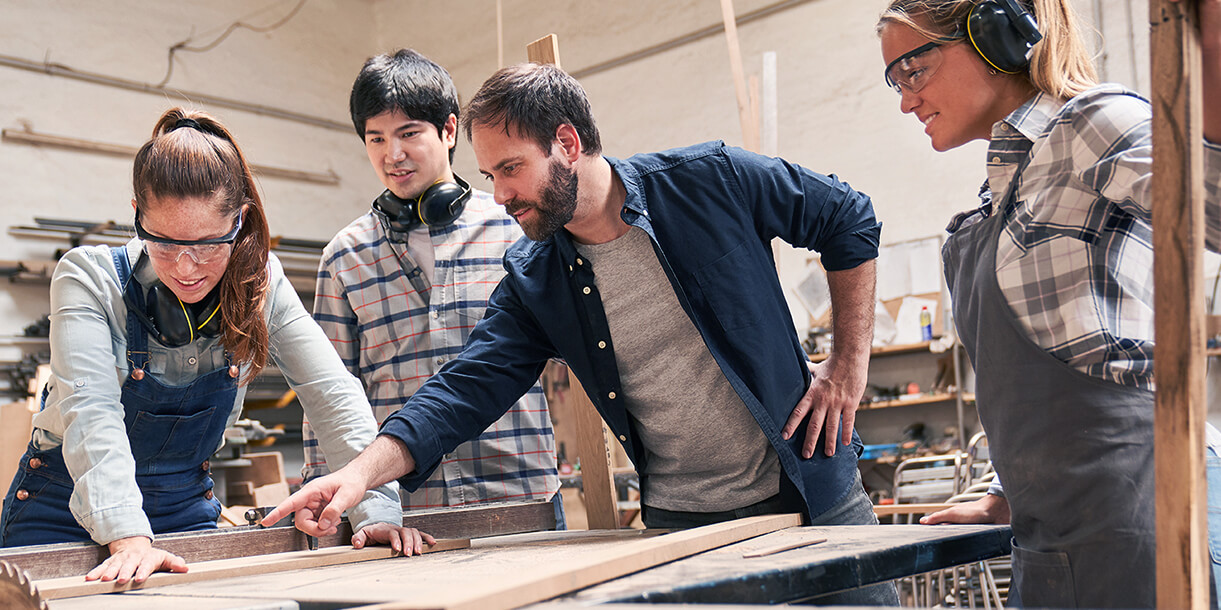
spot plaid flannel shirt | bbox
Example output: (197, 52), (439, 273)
(948, 85), (1221, 391)
(303, 190), (559, 509)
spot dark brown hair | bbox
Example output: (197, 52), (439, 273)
(461, 63), (602, 156)
(132, 108), (271, 383)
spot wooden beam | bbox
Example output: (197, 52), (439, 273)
(0, 500), (554, 580)
(526, 34), (562, 70)
(719, 0), (760, 152)
(361, 513), (802, 610)
(871, 503), (955, 517)
(34, 539), (470, 601)
(566, 372), (620, 529)
(1150, 0), (1208, 607)
(523, 34), (619, 531)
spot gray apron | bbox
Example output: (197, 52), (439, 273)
(943, 183), (1155, 606)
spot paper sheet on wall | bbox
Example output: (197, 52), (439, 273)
(877, 237), (942, 301)
(793, 260), (831, 322)
(893, 295), (938, 345)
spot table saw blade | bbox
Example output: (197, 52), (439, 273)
(0, 560), (47, 610)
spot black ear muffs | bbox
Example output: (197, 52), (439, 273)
(125, 281), (223, 348)
(967, 0), (1043, 73)
(373, 174), (471, 233)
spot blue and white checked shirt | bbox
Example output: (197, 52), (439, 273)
(948, 85), (1221, 390)
(303, 190), (559, 509)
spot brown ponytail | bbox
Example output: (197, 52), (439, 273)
(132, 108), (270, 383)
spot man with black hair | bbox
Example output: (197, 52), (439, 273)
(302, 50), (562, 523)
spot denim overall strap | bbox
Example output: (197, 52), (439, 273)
(942, 164), (1155, 606)
(0, 247), (235, 546)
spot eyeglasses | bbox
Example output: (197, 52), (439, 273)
(884, 41), (946, 95)
(136, 212), (242, 265)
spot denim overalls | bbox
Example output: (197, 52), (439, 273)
(0, 247), (235, 546)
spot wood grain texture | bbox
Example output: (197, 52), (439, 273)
(719, 0), (760, 152)
(526, 34), (561, 69)
(1150, 0), (1209, 607)
(36, 539), (469, 601)
(359, 513), (802, 610)
(563, 371), (620, 530)
(871, 503), (954, 517)
(741, 536), (825, 558)
(0, 500), (554, 580)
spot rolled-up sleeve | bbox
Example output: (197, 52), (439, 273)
(264, 255), (400, 530)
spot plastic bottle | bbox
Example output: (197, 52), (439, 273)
(919, 306), (933, 341)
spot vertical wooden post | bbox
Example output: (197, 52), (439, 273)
(719, 0), (760, 152)
(525, 35), (619, 529)
(1151, 0), (1208, 607)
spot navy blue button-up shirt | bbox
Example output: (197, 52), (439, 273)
(380, 141), (881, 520)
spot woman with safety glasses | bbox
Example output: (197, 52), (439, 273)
(0, 108), (433, 583)
(877, 0), (1221, 606)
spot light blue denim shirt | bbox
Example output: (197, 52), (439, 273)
(33, 238), (400, 544)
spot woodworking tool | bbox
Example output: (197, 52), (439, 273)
(0, 560), (46, 610)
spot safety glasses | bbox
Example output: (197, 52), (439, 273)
(884, 41), (945, 95)
(136, 211), (242, 265)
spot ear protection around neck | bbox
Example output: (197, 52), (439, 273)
(966, 0), (1043, 74)
(125, 280), (223, 348)
(373, 174), (471, 234)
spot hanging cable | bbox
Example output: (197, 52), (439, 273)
(157, 0), (308, 87)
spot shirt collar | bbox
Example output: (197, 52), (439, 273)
(554, 156), (651, 275)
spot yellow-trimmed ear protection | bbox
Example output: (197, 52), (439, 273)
(966, 0), (1043, 73)
(124, 280), (223, 347)
(373, 174), (471, 233)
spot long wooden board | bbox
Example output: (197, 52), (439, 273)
(1150, 0), (1209, 607)
(0, 499), (554, 580)
(36, 539), (469, 600)
(357, 513), (802, 610)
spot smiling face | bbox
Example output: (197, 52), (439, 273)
(880, 23), (1010, 152)
(472, 123), (578, 241)
(364, 109), (456, 200)
(137, 195), (237, 304)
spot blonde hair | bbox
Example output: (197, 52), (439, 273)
(133, 108), (271, 383)
(877, 0), (1098, 99)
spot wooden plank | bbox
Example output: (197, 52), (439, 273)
(361, 513), (802, 610)
(0, 499), (554, 580)
(1150, 0), (1209, 607)
(526, 34), (562, 69)
(871, 502), (954, 517)
(36, 539), (470, 600)
(741, 536), (825, 558)
(565, 371), (620, 529)
(719, 0), (760, 152)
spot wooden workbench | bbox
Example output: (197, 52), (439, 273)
(46, 524), (1010, 608)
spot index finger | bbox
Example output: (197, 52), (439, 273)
(260, 489), (313, 527)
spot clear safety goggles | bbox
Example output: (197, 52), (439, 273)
(884, 41), (946, 95)
(136, 212), (242, 265)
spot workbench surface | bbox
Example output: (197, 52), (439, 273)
(47, 524), (1011, 609)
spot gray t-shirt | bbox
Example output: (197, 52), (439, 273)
(575, 226), (780, 512)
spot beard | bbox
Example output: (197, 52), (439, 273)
(506, 156), (578, 241)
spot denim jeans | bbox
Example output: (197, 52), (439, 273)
(640, 473), (899, 606)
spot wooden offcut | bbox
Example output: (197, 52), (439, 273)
(35, 539), (470, 601)
(526, 34), (562, 69)
(741, 536), (825, 558)
(359, 513), (802, 610)
(1150, 0), (1209, 607)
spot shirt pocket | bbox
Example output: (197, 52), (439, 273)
(694, 240), (769, 331)
(452, 264), (506, 325)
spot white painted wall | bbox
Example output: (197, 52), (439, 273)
(0, 0), (1190, 365)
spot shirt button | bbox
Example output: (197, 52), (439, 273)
(188, 357), (198, 366)
(597, 341), (606, 349)
(436, 357), (446, 366)
(431, 311), (439, 319)
(608, 391), (617, 399)
(577, 259), (584, 266)
(991, 156), (1001, 163)
(568, 265), (573, 272)
(583, 287), (591, 295)
(74, 379), (85, 388)
(619, 435), (627, 442)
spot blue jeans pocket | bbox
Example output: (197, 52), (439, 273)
(1011, 539), (1076, 607)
